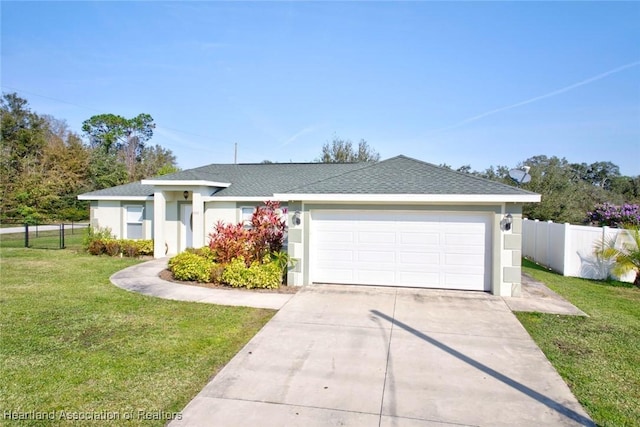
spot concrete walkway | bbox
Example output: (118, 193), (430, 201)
(111, 260), (592, 425)
(110, 258), (293, 310)
(169, 285), (594, 426)
(503, 273), (588, 316)
(111, 258), (587, 316)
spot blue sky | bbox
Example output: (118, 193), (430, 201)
(2, 1), (639, 175)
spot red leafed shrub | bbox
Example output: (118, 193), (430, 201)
(208, 221), (252, 264)
(250, 201), (286, 260)
(208, 201), (287, 265)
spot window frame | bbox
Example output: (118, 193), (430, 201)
(125, 205), (144, 240)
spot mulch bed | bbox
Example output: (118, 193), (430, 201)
(158, 269), (300, 294)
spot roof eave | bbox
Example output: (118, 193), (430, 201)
(140, 179), (231, 188)
(203, 196), (289, 202)
(273, 193), (541, 203)
(77, 195), (153, 201)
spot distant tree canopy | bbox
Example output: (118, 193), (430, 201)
(454, 154), (639, 224)
(82, 113), (174, 181)
(0, 93), (178, 222)
(317, 136), (380, 163)
(1, 93), (636, 225)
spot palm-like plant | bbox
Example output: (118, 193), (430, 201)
(597, 227), (640, 287)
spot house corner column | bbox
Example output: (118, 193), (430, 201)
(500, 204), (523, 297)
(153, 190), (166, 258)
(192, 189), (205, 248)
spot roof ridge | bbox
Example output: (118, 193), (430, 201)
(386, 155), (538, 195)
(437, 161), (539, 195)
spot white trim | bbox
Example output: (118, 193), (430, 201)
(141, 179), (231, 187)
(78, 195), (152, 201)
(273, 193), (541, 203)
(202, 196), (289, 202)
(240, 206), (255, 228)
(124, 205), (144, 239)
(81, 193), (540, 203)
(309, 209), (492, 290)
(180, 204), (194, 251)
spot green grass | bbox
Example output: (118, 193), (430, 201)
(517, 259), (640, 426)
(0, 243), (274, 426)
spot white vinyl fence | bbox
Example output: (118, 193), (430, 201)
(522, 219), (635, 283)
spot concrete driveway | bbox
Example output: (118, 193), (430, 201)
(171, 285), (593, 427)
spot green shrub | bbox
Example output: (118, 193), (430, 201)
(87, 239), (106, 256)
(186, 246), (216, 262)
(221, 257), (281, 289)
(135, 240), (154, 256)
(210, 264), (225, 284)
(168, 252), (212, 283)
(221, 257), (250, 288)
(83, 226), (115, 250)
(121, 240), (140, 258)
(247, 261), (281, 289)
(104, 239), (122, 256)
(83, 228), (153, 258)
(104, 239), (122, 257)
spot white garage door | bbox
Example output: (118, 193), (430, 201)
(310, 210), (491, 291)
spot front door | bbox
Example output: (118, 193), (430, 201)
(181, 204), (193, 251)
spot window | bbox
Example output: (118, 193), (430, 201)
(241, 207), (254, 229)
(126, 206), (144, 239)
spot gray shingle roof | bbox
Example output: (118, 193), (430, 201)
(286, 155), (535, 195)
(80, 181), (154, 198)
(78, 155), (536, 199)
(177, 163), (368, 197)
(79, 163), (367, 198)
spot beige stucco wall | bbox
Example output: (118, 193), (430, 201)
(91, 200), (151, 240)
(91, 201), (122, 237)
(204, 201), (237, 245)
(144, 201), (154, 240)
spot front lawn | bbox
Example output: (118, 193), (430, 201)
(0, 242), (274, 426)
(517, 259), (640, 426)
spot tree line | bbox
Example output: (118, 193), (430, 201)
(2, 94), (637, 226)
(439, 156), (638, 224)
(0, 93), (178, 223)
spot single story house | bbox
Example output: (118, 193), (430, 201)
(78, 155), (540, 296)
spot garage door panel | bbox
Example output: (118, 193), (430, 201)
(311, 210), (491, 291)
(442, 245), (484, 254)
(399, 232), (440, 245)
(357, 270), (396, 284)
(441, 247), (485, 257)
(357, 250), (396, 263)
(317, 250), (354, 262)
(358, 231), (396, 244)
(444, 253), (485, 266)
(319, 269), (354, 283)
(443, 232), (485, 246)
(399, 251), (440, 265)
(398, 272), (441, 286)
(317, 231), (354, 243)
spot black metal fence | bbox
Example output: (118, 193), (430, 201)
(0, 223), (89, 250)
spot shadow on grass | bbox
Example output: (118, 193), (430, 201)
(594, 278), (636, 289)
(521, 258), (552, 273)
